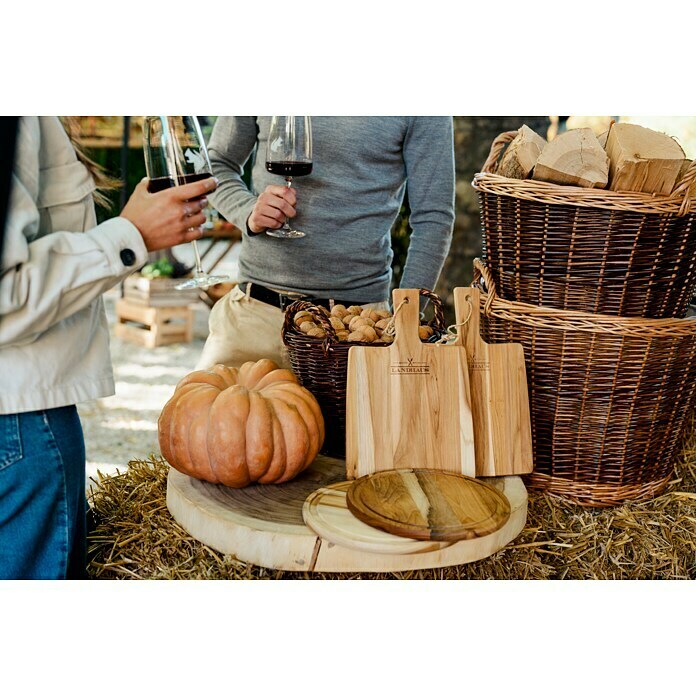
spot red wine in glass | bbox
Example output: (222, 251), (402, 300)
(142, 116), (228, 290)
(147, 172), (213, 194)
(265, 161), (313, 178)
(265, 116), (313, 239)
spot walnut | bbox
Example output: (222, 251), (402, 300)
(346, 305), (363, 315)
(348, 329), (375, 343)
(293, 311), (314, 326)
(329, 317), (345, 332)
(331, 304), (347, 316)
(360, 326), (378, 342)
(419, 325), (435, 340)
(342, 314), (354, 327)
(360, 309), (381, 323)
(307, 327), (326, 338)
(375, 318), (391, 331)
(336, 330), (349, 342)
(348, 316), (368, 332)
(299, 321), (318, 334)
(374, 309), (392, 320)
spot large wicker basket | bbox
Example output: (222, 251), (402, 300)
(473, 260), (696, 507)
(281, 290), (446, 457)
(474, 130), (696, 318)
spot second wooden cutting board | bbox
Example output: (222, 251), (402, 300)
(454, 287), (533, 476)
(346, 288), (475, 479)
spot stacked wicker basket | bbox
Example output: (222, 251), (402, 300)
(473, 129), (696, 506)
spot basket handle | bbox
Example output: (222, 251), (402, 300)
(419, 288), (447, 332)
(481, 130), (520, 174)
(471, 258), (499, 315)
(671, 158), (696, 217)
(281, 300), (339, 356)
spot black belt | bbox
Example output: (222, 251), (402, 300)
(242, 282), (368, 311)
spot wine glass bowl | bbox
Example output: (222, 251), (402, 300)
(265, 116), (313, 239)
(142, 116), (229, 289)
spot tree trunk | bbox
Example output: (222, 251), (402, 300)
(435, 116), (549, 322)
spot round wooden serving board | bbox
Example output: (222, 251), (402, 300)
(303, 481), (453, 555)
(347, 469), (511, 542)
(166, 455), (528, 573)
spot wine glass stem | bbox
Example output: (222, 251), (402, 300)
(284, 177), (293, 230)
(192, 239), (204, 276)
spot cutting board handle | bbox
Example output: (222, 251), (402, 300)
(390, 288), (422, 348)
(453, 287), (482, 352)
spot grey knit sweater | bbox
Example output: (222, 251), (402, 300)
(208, 116), (455, 303)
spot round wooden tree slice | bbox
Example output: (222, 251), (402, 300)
(166, 455), (527, 573)
(347, 469), (511, 542)
(303, 482), (452, 555)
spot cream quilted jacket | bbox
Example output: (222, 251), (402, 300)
(0, 117), (148, 413)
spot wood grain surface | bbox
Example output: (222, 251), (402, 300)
(303, 481), (452, 555)
(166, 455), (528, 572)
(346, 288), (475, 480)
(454, 287), (534, 477)
(533, 128), (609, 188)
(346, 469), (510, 541)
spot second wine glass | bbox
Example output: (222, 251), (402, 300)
(265, 116), (312, 239)
(143, 115), (229, 290)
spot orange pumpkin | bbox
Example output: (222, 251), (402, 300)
(158, 359), (325, 487)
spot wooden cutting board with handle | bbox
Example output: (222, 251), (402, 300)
(453, 287), (533, 476)
(346, 288), (475, 479)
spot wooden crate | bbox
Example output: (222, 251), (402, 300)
(123, 275), (198, 307)
(115, 299), (193, 348)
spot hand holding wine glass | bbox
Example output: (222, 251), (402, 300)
(142, 116), (229, 289)
(247, 185), (297, 234)
(121, 176), (216, 251)
(264, 116), (312, 239)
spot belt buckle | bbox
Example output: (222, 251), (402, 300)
(278, 292), (305, 311)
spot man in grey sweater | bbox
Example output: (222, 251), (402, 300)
(197, 116), (455, 369)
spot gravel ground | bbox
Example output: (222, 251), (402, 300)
(78, 240), (237, 489)
(78, 289), (211, 488)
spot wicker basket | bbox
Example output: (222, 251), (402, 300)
(281, 290), (446, 458)
(474, 130), (696, 318)
(473, 259), (696, 507)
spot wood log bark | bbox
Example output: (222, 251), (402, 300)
(606, 123), (685, 195)
(498, 125), (547, 179)
(674, 158), (696, 196)
(533, 128), (609, 188)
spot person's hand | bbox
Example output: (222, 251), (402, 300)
(248, 185), (297, 233)
(120, 176), (218, 251)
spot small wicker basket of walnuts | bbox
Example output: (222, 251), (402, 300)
(282, 289), (445, 348)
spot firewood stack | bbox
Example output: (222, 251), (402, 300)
(472, 122), (696, 506)
(497, 121), (692, 195)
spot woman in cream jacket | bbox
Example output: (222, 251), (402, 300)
(0, 117), (217, 579)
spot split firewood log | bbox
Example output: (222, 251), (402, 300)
(533, 128), (609, 189)
(498, 125), (547, 179)
(605, 123), (686, 195)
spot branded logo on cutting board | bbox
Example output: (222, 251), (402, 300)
(390, 357), (430, 375)
(471, 359), (490, 371)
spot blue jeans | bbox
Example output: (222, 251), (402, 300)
(0, 406), (86, 579)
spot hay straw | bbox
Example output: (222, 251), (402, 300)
(87, 419), (696, 580)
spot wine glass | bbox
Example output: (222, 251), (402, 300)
(265, 116), (312, 238)
(143, 116), (229, 290)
